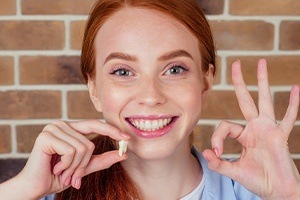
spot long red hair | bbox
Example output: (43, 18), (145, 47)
(56, 0), (216, 199)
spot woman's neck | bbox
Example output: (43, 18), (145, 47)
(122, 143), (203, 200)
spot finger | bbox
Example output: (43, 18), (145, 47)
(35, 131), (76, 177)
(257, 59), (275, 119)
(51, 121), (98, 189)
(69, 142), (95, 189)
(84, 150), (127, 177)
(51, 120), (96, 179)
(68, 120), (130, 141)
(232, 60), (259, 121)
(211, 121), (244, 157)
(202, 149), (237, 180)
(52, 120), (94, 144)
(43, 124), (89, 185)
(281, 85), (300, 134)
(51, 120), (128, 189)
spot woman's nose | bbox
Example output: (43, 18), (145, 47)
(136, 77), (166, 107)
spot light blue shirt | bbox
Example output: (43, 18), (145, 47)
(42, 147), (261, 200)
(192, 147), (261, 200)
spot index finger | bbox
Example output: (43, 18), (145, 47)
(68, 119), (130, 141)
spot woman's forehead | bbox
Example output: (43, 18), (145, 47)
(94, 7), (201, 63)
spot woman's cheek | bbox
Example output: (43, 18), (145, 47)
(100, 82), (131, 116)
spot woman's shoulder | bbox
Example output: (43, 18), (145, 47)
(192, 147), (261, 200)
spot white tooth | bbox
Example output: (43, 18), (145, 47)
(158, 119), (164, 128)
(139, 120), (145, 130)
(131, 120), (137, 127)
(145, 120), (151, 130)
(118, 140), (128, 157)
(167, 118), (172, 124)
(152, 120), (159, 131)
(163, 118), (168, 125)
(135, 120), (140, 128)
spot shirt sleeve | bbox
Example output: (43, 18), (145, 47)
(40, 194), (55, 200)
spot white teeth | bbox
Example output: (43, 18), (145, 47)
(129, 118), (173, 131)
(118, 140), (128, 157)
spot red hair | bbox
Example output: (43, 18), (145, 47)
(56, 0), (216, 199)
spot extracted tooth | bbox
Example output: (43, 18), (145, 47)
(118, 140), (128, 157)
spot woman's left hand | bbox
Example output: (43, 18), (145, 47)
(203, 59), (300, 200)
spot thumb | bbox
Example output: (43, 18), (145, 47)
(202, 149), (237, 180)
(84, 150), (127, 176)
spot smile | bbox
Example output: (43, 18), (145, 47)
(127, 117), (173, 131)
(125, 116), (178, 138)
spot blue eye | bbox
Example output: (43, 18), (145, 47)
(165, 65), (188, 75)
(110, 68), (133, 76)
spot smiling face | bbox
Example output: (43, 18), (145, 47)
(89, 7), (212, 160)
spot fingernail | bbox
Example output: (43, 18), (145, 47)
(75, 178), (81, 190)
(64, 177), (71, 186)
(202, 152), (209, 162)
(213, 147), (219, 157)
(120, 132), (130, 139)
(123, 154), (128, 160)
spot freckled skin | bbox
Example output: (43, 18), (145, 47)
(90, 8), (210, 161)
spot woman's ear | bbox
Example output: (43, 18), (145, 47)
(201, 64), (214, 104)
(87, 76), (102, 112)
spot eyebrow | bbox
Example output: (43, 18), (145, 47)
(103, 49), (193, 65)
(158, 49), (194, 61)
(104, 52), (137, 65)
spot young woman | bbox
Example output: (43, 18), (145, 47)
(0, 0), (299, 199)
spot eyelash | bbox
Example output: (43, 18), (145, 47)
(109, 66), (134, 77)
(164, 64), (189, 76)
(109, 63), (189, 77)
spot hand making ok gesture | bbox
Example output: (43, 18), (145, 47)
(203, 59), (300, 199)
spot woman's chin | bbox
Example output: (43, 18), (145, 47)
(125, 141), (183, 162)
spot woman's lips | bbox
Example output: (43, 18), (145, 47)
(125, 116), (178, 138)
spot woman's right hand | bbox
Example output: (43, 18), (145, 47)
(17, 120), (130, 199)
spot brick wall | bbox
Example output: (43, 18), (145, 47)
(0, 0), (299, 182)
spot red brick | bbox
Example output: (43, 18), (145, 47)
(0, 56), (14, 85)
(20, 56), (84, 84)
(192, 124), (242, 154)
(0, 21), (64, 50)
(288, 126), (300, 153)
(0, 91), (61, 119)
(16, 125), (44, 153)
(210, 21), (274, 50)
(0, 0), (16, 15)
(274, 92), (300, 120)
(197, 0), (224, 15)
(230, 0), (300, 15)
(202, 90), (258, 119)
(70, 20), (86, 50)
(192, 125), (215, 151)
(213, 56), (221, 85)
(22, 0), (95, 15)
(227, 56), (300, 85)
(0, 126), (11, 153)
(280, 21), (300, 50)
(67, 91), (103, 119)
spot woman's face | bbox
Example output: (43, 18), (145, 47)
(89, 7), (212, 160)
